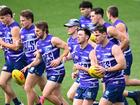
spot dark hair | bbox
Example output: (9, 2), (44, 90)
(78, 27), (91, 38)
(0, 7), (13, 17)
(107, 6), (118, 17)
(35, 21), (49, 34)
(79, 1), (93, 9)
(20, 9), (34, 23)
(92, 7), (104, 17)
(94, 25), (107, 33)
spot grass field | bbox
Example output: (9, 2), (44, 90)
(0, 0), (140, 104)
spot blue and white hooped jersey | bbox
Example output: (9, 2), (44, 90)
(95, 41), (124, 84)
(67, 36), (79, 64)
(0, 22), (5, 38)
(0, 22), (7, 57)
(74, 44), (99, 88)
(113, 19), (132, 55)
(79, 16), (95, 31)
(2, 21), (23, 61)
(20, 25), (37, 63)
(37, 34), (65, 76)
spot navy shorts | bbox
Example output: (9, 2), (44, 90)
(47, 74), (65, 84)
(123, 53), (133, 75)
(103, 82), (125, 103)
(74, 86), (98, 100)
(28, 61), (45, 77)
(2, 55), (27, 71)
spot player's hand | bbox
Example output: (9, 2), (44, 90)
(0, 44), (3, 49)
(50, 57), (61, 67)
(95, 65), (106, 74)
(0, 38), (4, 46)
(62, 56), (67, 63)
(71, 72), (78, 79)
(73, 64), (82, 71)
(73, 64), (78, 71)
(15, 39), (21, 47)
(21, 65), (30, 73)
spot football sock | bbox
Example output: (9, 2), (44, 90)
(127, 91), (140, 105)
(39, 96), (45, 104)
(124, 97), (129, 105)
(36, 103), (42, 105)
(12, 97), (21, 105)
(5, 104), (10, 105)
(93, 103), (99, 105)
(127, 91), (137, 98)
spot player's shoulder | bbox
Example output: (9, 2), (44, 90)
(10, 21), (20, 28)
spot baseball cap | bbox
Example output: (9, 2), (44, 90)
(64, 19), (80, 27)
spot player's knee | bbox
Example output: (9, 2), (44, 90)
(38, 82), (45, 91)
(67, 91), (74, 100)
(24, 84), (32, 92)
(0, 80), (7, 88)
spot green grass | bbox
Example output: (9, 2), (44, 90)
(0, 0), (140, 104)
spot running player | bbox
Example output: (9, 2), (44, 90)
(0, 6), (27, 105)
(91, 25), (126, 105)
(19, 9), (46, 105)
(63, 18), (80, 101)
(106, 5), (140, 105)
(72, 28), (99, 105)
(79, 1), (97, 46)
(90, 7), (130, 105)
(24, 21), (69, 105)
(79, 1), (95, 31)
(90, 7), (129, 51)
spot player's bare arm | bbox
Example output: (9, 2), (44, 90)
(116, 23), (127, 34)
(89, 49), (98, 66)
(51, 37), (69, 67)
(22, 50), (41, 72)
(63, 52), (72, 62)
(107, 26), (129, 51)
(107, 45), (126, 72)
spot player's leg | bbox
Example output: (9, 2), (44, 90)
(53, 84), (69, 105)
(123, 54), (140, 104)
(4, 83), (23, 105)
(82, 99), (94, 105)
(99, 97), (112, 105)
(82, 86), (98, 105)
(0, 71), (15, 97)
(124, 75), (140, 86)
(4, 92), (11, 104)
(114, 102), (125, 105)
(41, 74), (68, 105)
(0, 71), (22, 105)
(67, 82), (79, 101)
(24, 73), (41, 105)
(37, 75), (46, 91)
(124, 53), (140, 86)
(100, 82), (125, 105)
(0, 72), (14, 105)
(72, 86), (85, 105)
(41, 80), (62, 105)
(24, 60), (45, 105)
(73, 99), (83, 105)
(124, 90), (140, 105)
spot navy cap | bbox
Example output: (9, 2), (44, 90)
(64, 19), (80, 27)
